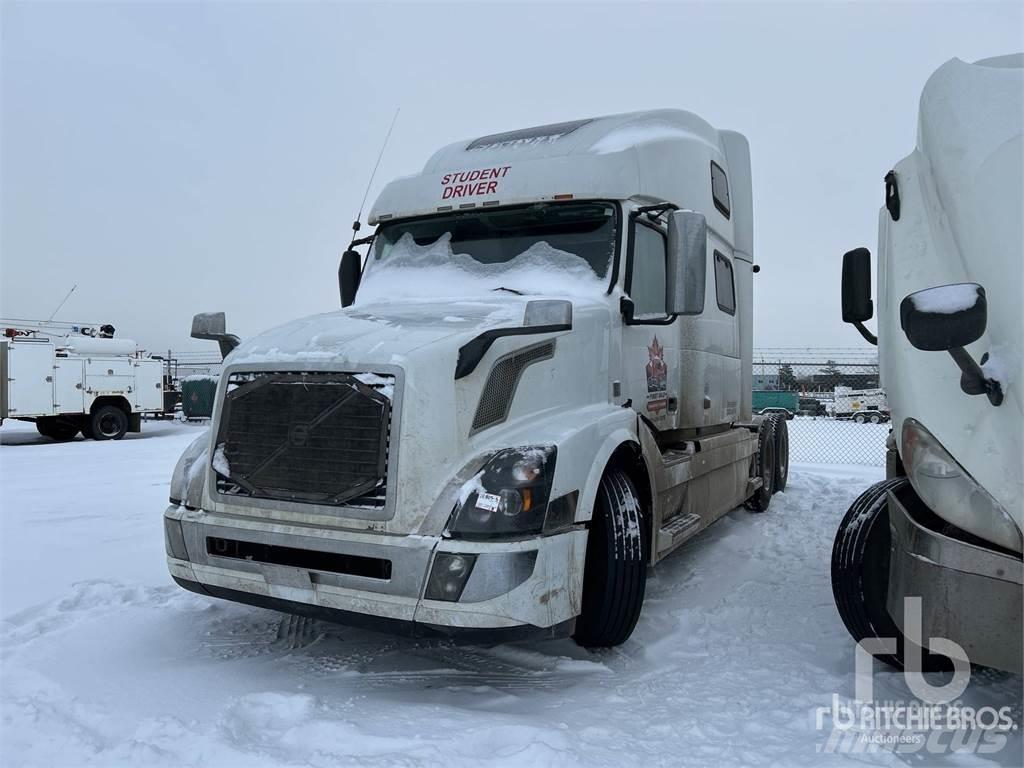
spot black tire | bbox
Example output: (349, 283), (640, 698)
(573, 469), (648, 648)
(35, 417), (80, 441)
(869, 413), (881, 424)
(772, 414), (789, 493)
(90, 405), (129, 441)
(853, 413), (866, 424)
(745, 418), (776, 511)
(831, 478), (950, 672)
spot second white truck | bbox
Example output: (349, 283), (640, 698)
(164, 109), (788, 646)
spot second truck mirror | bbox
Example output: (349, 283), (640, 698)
(666, 210), (707, 316)
(841, 248), (873, 323)
(339, 250), (362, 308)
(900, 283), (987, 352)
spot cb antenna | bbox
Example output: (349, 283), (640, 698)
(48, 283), (78, 321)
(351, 107), (400, 246)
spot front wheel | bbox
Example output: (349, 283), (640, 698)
(831, 478), (949, 672)
(853, 413), (866, 424)
(574, 469), (648, 648)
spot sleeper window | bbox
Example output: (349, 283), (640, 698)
(630, 224), (668, 318)
(714, 252), (736, 315)
(711, 162), (731, 219)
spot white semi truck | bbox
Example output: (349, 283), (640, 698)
(832, 56), (1022, 673)
(165, 109), (789, 646)
(1, 319), (166, 440)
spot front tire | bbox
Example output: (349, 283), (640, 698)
(853, 413), (866, 424)
(90, 405), (129, 440)
(574, 469), (648, 648)
(831, 477), (949, 672)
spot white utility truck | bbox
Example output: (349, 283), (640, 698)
(832, 56), (1022, 673)
(165, 109), (789, 646)
(832, 386), (889, 423)
(1, 319), (165, 440)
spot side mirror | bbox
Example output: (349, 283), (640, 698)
(899, 283), (1002, 406)
(665, 210), (707, 315)
(339, 250), (362, 308)
(191, 312), (240, 360)
(841, 248), (873, 323)
(899, 283), (986, 351)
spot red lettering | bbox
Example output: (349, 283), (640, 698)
(442, 186), (454, 199)
(441, 173), (451, 185)
(485, 181), (497, 194)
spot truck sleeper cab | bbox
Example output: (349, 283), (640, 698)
(165, 110), (788, 646)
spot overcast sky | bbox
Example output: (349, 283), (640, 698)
(2, 1), (1021, 355)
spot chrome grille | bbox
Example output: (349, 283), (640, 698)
(471, 341), (554, 432)
(214, 372), (393, 508)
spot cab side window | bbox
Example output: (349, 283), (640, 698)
(714, 251), (736, 315)
(629, 223), (668, 319)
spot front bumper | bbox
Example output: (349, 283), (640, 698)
(164, 505), (586, 636)
(886, 484), (1023, 673)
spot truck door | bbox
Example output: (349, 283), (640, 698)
(7, 343), (56, 417)
(620, 218), (679, 431)
(53, 358), (85, 414)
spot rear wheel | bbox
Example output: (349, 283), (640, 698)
(745, 418), (776, 511)
(831, 478), (949, 672)
(35, 417), (80, 441)
(90, 405), (128, 440)
(869, 413), (881, 424)
(574, 469), (648, 648)
(772, 414), (789, 492)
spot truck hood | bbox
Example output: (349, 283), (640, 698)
(225, 299), (529, 367)
(214, 296), (613, 535)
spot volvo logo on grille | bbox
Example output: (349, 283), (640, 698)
(288, 423), (311, 447)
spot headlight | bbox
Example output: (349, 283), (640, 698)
(170, 433), (210, 507)
(448, 445), (572, 540)
(902, 419), (1022, 553)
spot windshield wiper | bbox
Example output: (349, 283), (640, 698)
(491, 286), (524, 295)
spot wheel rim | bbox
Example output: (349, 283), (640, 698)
(99, 414), (120, 437)
(777, 430), (788, 479)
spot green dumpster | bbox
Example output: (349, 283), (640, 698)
(180, 375), (218, 419)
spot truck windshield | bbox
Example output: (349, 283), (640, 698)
(358, 202), (617, 302)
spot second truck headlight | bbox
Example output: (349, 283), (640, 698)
(448, 446), (563, 540)
(901, 418), (1022, 553)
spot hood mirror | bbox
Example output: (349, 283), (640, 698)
(899, 283), (1001, 406)
(339, 250), (362, 307)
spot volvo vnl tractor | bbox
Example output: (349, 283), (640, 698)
(832, 56), (1022, 673)
(164, 110), (789, 646)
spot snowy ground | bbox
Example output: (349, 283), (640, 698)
(1, 420), (1020, 767)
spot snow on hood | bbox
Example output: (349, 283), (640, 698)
(354, 233), (608, 305)
(225, 299), (528, 367)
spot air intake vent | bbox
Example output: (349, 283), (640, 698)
(471, 341), (554, 432)
(214, 372), (393, 508)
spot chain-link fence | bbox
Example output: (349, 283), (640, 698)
(754, 348), (887, 466)
(164, 347), (887, 465)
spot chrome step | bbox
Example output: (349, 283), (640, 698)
(657, 513), (702, 554)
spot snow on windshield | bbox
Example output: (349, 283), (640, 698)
(355, 232), (607, 305)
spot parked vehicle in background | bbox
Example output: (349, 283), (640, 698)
(752, 390), (798, 418)
(832, 386), (889, 423)
(797, 396), (827, 417)
(179, 374), (219, 420)
(1, 318), (166, 440)
(165, 109), (789, 647)
(832, 55), (1022, 673)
